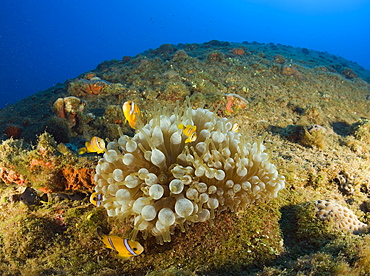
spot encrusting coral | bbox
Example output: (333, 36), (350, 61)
(93, 101), (285, 244)
(0, 133), (95, 193)
(53, 96), (86, 127)
(314, 200), (369, 234)
(68, 77), (112, 96)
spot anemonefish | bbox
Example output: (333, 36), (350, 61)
(100, 235), (144, 258)
(78, 136), (106, 154)
(178, 123), (197, 143)
(231, 123), (239, 132)
(122, 101), (141, 129)
(90, 192), (103, 207)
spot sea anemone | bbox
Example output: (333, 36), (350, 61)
(93, 101), (285, 244)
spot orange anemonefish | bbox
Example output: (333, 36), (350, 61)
(100, 235), (144, 259)
(90, 192), (103, 207)
(78, 136), (106, 154)
(178, 123), (197, 143)
(122, 101), (141, 129)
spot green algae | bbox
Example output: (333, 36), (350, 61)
(295, 201), (340, 248)
(299, 127), (327, 149)
(0, 181), (370, 275)
(0, 180), (285, 275)
(0, 132), (95, 193)
(0, 194), (109, 276)
(352, 119), (370, 143)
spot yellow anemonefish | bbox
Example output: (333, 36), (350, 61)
(90, 192), (103, 207)
(78, 136), (106, 154)
(122, 101), (141, 129)
(178, 123), (197, 143)
(100, 235), (144, 258)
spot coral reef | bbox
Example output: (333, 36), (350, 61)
(0, 133), (95, 193)
(273, 54), (286, 64)
(83, 72), (97, 80)
(334, 171), (356, 196)
(53, 96), (86, 127)
(94, 102), (285, 244)
(281, 65), (304, 79)
(150, 43), (177, 60)
(231, 48), (245, 56)
(207, 51), (225, 62)
(341, 67), (358, 79)
(1, 40), (370, 275)
(314, 200), (368, 234)
(68, 77), (111, 96)
(172, 50), (189, 62)
(0, 165), (27, 186)
(224, 93), (248, 115)
(4, 124), (22, 139)
(352, 119), (370, 143)
(62, 167), (95, 191)
(161, 81), (190, 101)
(299, 124), (327, 149)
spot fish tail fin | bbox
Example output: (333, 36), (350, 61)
(129, 120), (136, 129)
(78, 147), (87, 154)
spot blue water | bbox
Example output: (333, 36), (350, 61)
(1, 0), (369, 109)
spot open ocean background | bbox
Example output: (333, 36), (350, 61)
(1, 0), (369, 108)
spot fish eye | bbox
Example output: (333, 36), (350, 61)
(133, 247), (138, 251)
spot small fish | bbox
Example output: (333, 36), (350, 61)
(57, 192), (87, 201)
(65, 143), (79, 153)
(122, 101), (141, 129)
(231, 123), (239, 132)
(20, 187), (43, 206)
(78, 136), (106, 154)
(57, 143), (73, 155)
(178, 123), (197, 143)
(90, 192), (103, 207)
(100, 235), (144, 258)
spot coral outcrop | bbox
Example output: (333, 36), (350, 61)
(341, 67), (358, 79)
(4, 124), (22, 139)
(352, 119), (370, 143)
(231, 48), (245, 56)
(273, 54), (286, 64)
(314, 200), (368, 234)
(0, 133), (95, 193)
(62, 167), (95, 191)
(68, 77), (111, 96)
(53, 96), (86, 127)
(94, 102), (285, 244)
(281, 65), (304, 79)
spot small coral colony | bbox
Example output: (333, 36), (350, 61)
(86, 97), (285, 258)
